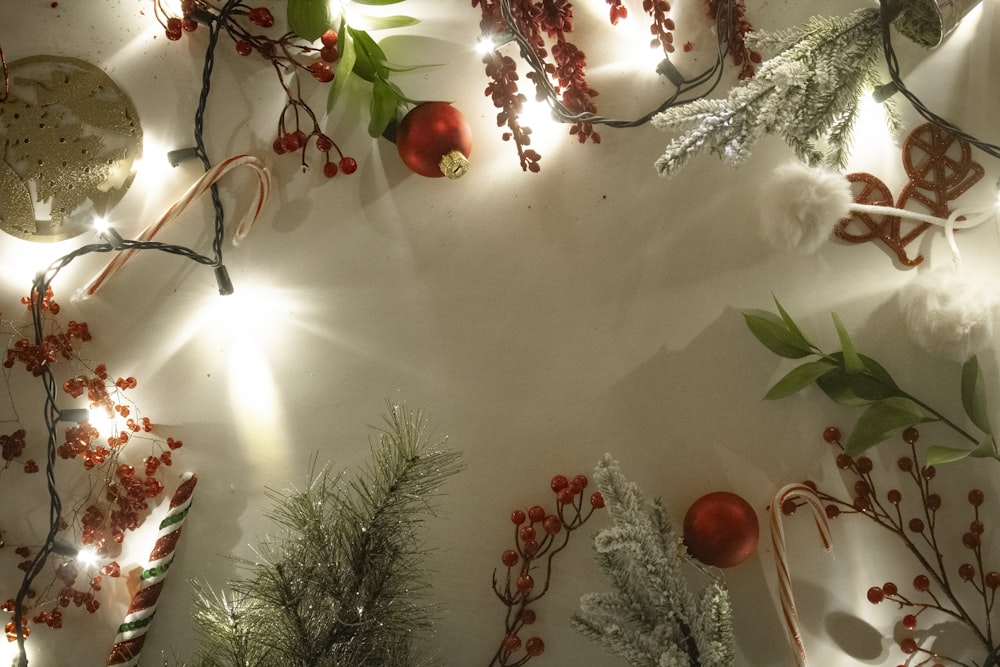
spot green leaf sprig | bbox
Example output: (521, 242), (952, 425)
(745, 298), (995, 465)
(287, 0), (423, 138)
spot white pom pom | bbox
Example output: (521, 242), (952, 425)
(899, 267), (997, 360)
(758, 162), (853, 254)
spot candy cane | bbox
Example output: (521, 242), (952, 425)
(770, 483), (833, 667)
(106, 472), (198, 667)
(81, 154), (271, 298)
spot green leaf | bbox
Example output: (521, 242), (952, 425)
(961, 356), (993, 434)
(831, 312), (863, 374)
(359, 14), (419, 30)
(349, 27), (389, 79)
(926, 437), (997, 465)
(773, 297), (813, 351)
(844, 397), (936, 456)
(814, 353), (903, 406)
(744, 311), (813, 359)
(368, 78), (401, 137)
(327, 27), (357, 112)
(925, 445), (975, 465)
(287, 0), (334, 41)
(764, 360), (836, 400)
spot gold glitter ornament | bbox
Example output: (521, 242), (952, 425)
(0, 56), (142, 242)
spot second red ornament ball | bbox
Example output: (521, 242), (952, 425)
(396, 102), (472, 179)
(682, 491), (759, 568)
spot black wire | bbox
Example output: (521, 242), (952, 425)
(878, 0), (1000, 160)
(495, 0), (732, 129)
(9, 2), (240, 662)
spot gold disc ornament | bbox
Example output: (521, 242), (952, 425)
(0, 55), (142, 242)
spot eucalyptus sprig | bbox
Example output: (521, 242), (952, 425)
(287, 0), (424, 138)
(745, 298), (996, 465)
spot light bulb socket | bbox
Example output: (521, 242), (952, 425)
(99, 227), (125, 250)
(51, 541), (79, 558)
(189, 8), (217, 25)
(214, 265), (234, 296)
(58, 408), (90, 424)
(656, 57), (684, 87)
(167, 147), (200, 167)
(873, 81), (899, 103)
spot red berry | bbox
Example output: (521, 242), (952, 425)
(248, 7), (274, 28)
(339, 156), (357, 174)
(182, 19), (197, 32)
(969, 489), (985, 506)
(781, 499), (797, 516)
(825, 504), (840, 519)
(899, 637), (917, 654)
(511, 509), (526, 525)
(909, 518), (924, 533)
(323, 161), (338, 178)
(866, 587), (883, 604)
(590, 492), (605, 509)
(925, 494), (941, 511)
(166, 17), (183, 40)
(856, 457), (873, 474)
(902, 427), (920, 444)
(823, 426), (841, 443)
(986, 571), (1000, 589)
(235, 40), (253, 56)
(315, 135), (334, 153)
(320, 45), (339, 63)
(550, 475), (569, 492)
(519, 526), (536, 542)
(501, 550), (519, 567)
(282, 133), (301, 152)
(310, 61), (334, 83)
(527, 505), (545, 523)
(971, 520), (985, 535)
(516, 574), (534, 593)
(913, 574), (930, 592)
(273, 137), (287, 155)
(963, 532), (980, 549)
(959, 563), (976, 581)
(525, 637), (545, 657)
(321, 29), (339, 47)
(887, 489), (901, 504)
(503, 635), (521, 651)
(921, 466), (936, 480)
(881, 581), (898, 596)
(523, 540), (539, 556)
(836, 454), (853, 470)
(542, 515), (561, 535)
(572, 474), (588, 491)
(902, 614), (917, 630)
(897, 457), (913, 472)
(520, 609), (536, 624)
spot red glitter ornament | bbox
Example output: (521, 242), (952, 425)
(683, 491), (759, 568)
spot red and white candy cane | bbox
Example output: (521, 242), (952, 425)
(81, 154), (271, 298)
(770, 482), (833, 667)
(106, 472), (198, 667)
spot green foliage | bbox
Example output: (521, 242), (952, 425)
(287, 0), (335, 42)
(183, 404), (463, 667)
(746, 299), (996, 465)
(572, 456), (735, 667)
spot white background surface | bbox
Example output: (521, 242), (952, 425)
(1, 0), (1000, 665)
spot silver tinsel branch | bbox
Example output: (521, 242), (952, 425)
(571, 455), (735, 667)
(653, 7), (899, 177)
(182, 403), (464, 667)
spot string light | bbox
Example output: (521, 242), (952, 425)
(9, 2), (246, 664)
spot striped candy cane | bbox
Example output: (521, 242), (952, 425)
(81, 154), (271, 298)
(770, 482), (833, 667)
(106, 472), (198, 666)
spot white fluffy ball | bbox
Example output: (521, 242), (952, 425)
(758, 161), (853, 254)
(898, 267), (997, 360)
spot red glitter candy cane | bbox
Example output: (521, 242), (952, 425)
(105, 472), (197, 667)
(770, 482), (833, 667)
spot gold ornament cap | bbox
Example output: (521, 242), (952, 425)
(439, 150), (470, 180)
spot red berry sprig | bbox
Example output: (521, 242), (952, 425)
(153, 0), (357, 178)
(784, 426), (997, 663)
(489, 472), (604, 666)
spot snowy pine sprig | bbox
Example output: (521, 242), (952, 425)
(183, 403), (463, 667)
(571, 455), (735, 667)
(654, 8), (897, 177)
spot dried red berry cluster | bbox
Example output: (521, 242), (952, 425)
(489, 472), (604, 666)
(784, 426), (998, 664)
(705, 0), (760, 79)
(1, 429), (26, 462)
(154, 1), (357, 178)
(643, 0), (676, 54)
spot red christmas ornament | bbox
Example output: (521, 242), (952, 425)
(683, 491), (759, 568)
(395, 102), (472, 179)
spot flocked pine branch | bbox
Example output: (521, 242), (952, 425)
(182, 403), (464, 667)
(572, 455), (735, 667)
(653, 8), (898, 177)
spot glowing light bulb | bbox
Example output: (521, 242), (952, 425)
(76, 547), (100, 567)
(92, 216), (111, 234)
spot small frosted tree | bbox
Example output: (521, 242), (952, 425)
(572, 455), (735, 667)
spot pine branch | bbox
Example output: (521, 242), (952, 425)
(181, 403), (463, 667)
(653, 8), (887, 176)
(572, 456), (735, 667)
